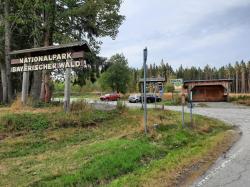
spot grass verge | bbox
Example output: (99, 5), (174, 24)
(0, 105), (238, 187)
(230, 95), (250, 106)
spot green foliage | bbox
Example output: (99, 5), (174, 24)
(116, 100), (127, 111)
(0, 113), (49, 132)
(229, 95), (250, 106)
(165, 83), (175, 93)
(54, 0), (125, 46)
(99, 54), (131, 93)
(54, 82), (64, 92)
(0, 108), (116, 133)
(0, 0), (125, 99)
(31, 139), (163, 186)
(29, 100), (61, 108)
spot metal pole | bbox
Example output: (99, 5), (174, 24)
(154, 83), (156, 109)
(141, 83), (143, 109)
(143, 48), (148, 134)
(64, 66), (71, 112)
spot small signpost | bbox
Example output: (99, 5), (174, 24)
(170, 79), (183, 91)
(9, 42), (91, 112)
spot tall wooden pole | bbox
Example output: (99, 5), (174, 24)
(0, 63), (7, 103)
(64, 66), (71, 112)
(181, 93), (185, 128)
(21, 72), (29, 104)
(4, 0), (12, 102)
(190, 91), (193, 126)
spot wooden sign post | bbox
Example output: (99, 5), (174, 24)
(9, 42), (91, 112)
(21, 71), (29, 104)
(181, 93), (185, 128)
(64, 67), (71, 112)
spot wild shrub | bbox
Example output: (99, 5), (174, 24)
(0, 113), (49, 132)
(116, 101), (127, 111)
(70, 100), (91, 112)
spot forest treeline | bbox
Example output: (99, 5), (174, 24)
(0, 0), (249, 103)
(130, 60), (250, 93)
(0, 0), (125, 103)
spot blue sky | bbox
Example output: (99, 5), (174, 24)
(100, 0), (250, 69)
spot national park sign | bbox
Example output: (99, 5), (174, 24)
(9, 42), (91, 73)
(9, 42), (91, 112)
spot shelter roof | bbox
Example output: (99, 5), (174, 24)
(139, 77), (166, 83)
(9, 41), (90, 57)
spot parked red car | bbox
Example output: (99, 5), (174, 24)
(100, 93), (120, 101)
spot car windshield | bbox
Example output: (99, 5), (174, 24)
(130, 94), (138, 97)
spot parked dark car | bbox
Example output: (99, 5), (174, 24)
(128, 94), (162, 103)
(128, 94), (141, 103)
(100, 93), (120, 101)
(145, 94), (162, 103)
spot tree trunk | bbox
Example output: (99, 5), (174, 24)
(4, 0), (12, 102)
(30, 28), (42, 100)
(0, 63), (7, 103)
(241, 69), (245, 93)
(236, 71), (239, 93)
(40, 0), (55, 102)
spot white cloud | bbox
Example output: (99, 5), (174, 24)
(100, 0), (250, 69)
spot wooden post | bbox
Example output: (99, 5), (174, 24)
(64, 67), (71, 112)
(190, 91), (193, 126)
(21, 71), (29, 104)
(181, 93), (185, 128)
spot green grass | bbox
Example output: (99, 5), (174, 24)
(0, 113), (50, 132)
(229, 95), (250, 106)
(161, 100), (181, 106)
(0, 106), (232, 187)
(31, 139), (164, 187)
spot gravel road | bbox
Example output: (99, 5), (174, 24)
(164, 103), (250, 187)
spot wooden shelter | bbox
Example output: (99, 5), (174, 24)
(183, 79), (233, 102)
(139, 77), (166, 93)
